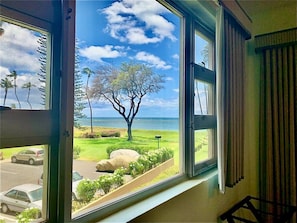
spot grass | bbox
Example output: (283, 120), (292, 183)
(73, 126), (180, 162)
(1, 126), (209, 167)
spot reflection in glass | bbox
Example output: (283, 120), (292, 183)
(194, 80), (214, 115)
(0, 145), (48, 221)
(195, 31), (213, 70)
(0, 19), (50, 110)
(194, 129), (213, 164)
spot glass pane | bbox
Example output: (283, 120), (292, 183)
(194, 129), (214, 163)
(195, 30), (213, 70)
(0, 145), (48, 222)
(72, 0), (180, 217)
(0, 19), (51, 110)
(194, 80), (214, 115)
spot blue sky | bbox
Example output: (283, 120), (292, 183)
(0, 0), (208, 117)
(76, 0), (181, 118)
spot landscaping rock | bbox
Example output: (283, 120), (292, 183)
(96, 155), (138, 172)
(110, 149), (140, 159)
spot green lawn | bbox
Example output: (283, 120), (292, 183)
(1, 126), (209, 166)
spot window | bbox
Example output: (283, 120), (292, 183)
(0, 1), (61, 222)
(191, 28), (217, 176)
(0, 0), (218, 222)
(72, 0), (182, 219)
(0, 20), (51, 110)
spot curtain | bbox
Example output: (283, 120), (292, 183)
(257, 28), (297, 221)
(216, 6), (225, 193)
(217, 7), (250, 193)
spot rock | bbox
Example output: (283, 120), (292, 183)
(110, 149), (140, 159)
(96, 155), (138, 172)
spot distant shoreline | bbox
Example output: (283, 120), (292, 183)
(78, 117), (179, 131)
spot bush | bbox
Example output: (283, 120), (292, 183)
(76, 179), (97, 203)
(82, 132), (99, 138)
(96, 175), (113, 194)
(96, 168), (126, 194)
(73, 145), (81, 159)
(106, 146), (151, 157)
(128, 148), (174, 178)
(100, 131), (120, 137)
(16, 207), (41, 223)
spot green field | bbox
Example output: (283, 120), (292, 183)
(1, 126), (209, 165)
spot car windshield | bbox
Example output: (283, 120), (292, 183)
(28, 187), (43, 202)
(73, 172), (83, 182)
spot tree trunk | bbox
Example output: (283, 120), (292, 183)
(127, 121), (133, 141)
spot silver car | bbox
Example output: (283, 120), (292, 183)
(38, 171), (83, 200)
(11, 148), (44, 165)
(0, 184), (42, 214)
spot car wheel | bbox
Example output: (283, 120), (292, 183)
(1, 203), (9, 214)
(29, 159), (35, 165)
(11, 156), (17, 163)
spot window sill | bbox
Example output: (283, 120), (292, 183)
(99, 169), (218, 222)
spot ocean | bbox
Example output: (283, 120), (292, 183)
(78, 117), (179, 131)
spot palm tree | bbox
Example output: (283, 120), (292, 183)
(82, 67), (95, 134)
(8, 70), (21, 108)
(0, 77), (13, 106)
(22, 82), (36, 109)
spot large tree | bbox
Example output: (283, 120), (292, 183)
(74, 43), (86, 128)
(8, 70), (21, 108)
(0, 77), (13, 106)
(37, 34), (47, 107)
(82, 67), (94, 133)
(90, 62), (165, 141)
(22, 82), (36, 109)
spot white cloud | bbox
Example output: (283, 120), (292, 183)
(102, 0), (176, 44)
(135, 51), (171, 70)
(172, 54), (179, 60)
(0, 22), (41, 73)
(79, 45), (126, 62)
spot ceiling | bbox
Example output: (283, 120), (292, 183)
(237, 0), (297, 19)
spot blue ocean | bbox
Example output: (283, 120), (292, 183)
(78, 117), (178, 131)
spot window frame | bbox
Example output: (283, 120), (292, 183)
(187, 23), (217, 177)
(0, 1), (62, 221)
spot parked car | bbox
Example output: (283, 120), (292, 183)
(38, 171), (83, 200)
(0, 184), (42, 214)
(11, 148), (44, 165)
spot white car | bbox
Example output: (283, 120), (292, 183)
(38, 171), (83, 200)
(0, 184), (42, 214)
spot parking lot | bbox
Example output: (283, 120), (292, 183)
(0, 159), (102, 221)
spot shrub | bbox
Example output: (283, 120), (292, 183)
(96, 175), (113, 194)
(106, 146), (151, 157)
(82, 132), (99, 138)
(100, 130), (120, 137)
(16, 207), (41, 223)
(73, 145), (81, 159)
(128, 148), (174, 177)
(113, 167), (126, 187)
(76, 179), (97, 203)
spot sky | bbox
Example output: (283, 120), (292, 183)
(0, 0), (208, 118)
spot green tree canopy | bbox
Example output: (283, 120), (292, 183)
(90, 62), (165, 141)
